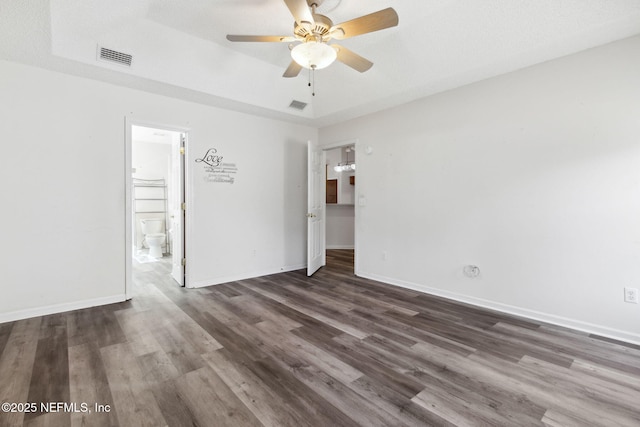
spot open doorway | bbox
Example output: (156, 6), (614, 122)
(125, 122), (187, 298)
(324, 143), (356, 273)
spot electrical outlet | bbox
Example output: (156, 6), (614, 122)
(382, 251), (388, 261)
(624, 287), (639, 304)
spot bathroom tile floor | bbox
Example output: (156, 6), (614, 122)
(132, 249), (165, 264)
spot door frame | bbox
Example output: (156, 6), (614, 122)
(125, 118), (191, 298)
(320, 138), (359, 275)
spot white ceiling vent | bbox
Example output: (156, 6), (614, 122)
(97, 46), (133, 67)
(289, 100), (308, 111)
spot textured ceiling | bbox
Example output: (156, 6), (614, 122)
(2, 0), (640, 127)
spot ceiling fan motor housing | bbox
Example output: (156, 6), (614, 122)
(294, 14), (333, 41)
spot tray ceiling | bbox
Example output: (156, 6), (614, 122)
(2, 0), (640, 126)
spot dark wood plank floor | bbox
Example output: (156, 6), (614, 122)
(1, 249), (639, 426)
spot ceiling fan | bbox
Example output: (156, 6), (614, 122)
(226, 0), (399, 78)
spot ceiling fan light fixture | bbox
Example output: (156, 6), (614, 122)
(291, 41), (337, 69)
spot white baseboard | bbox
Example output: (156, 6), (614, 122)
(189, 264), (306, 288)
(0, 294), (127, 324)
(358, 272), (640, 346)
(327, 245), (355, 250)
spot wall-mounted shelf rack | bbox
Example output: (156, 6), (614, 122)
(133, 178), (170, 253)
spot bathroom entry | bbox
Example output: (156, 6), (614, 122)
(130, 124), (186, 287)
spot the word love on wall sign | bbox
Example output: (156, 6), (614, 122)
(195, 148), (238, 184)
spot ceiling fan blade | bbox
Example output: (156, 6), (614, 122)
(227, 35), (297, 42)
(283, 0), (314, 27)
(330, 7), (398, 40)
(333, 45), (373, 73)
(283, 60), (303, 78)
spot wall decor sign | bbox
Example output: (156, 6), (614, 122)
(195, 148), (238, 184)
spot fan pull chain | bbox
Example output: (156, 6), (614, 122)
(307, 66), (316, 96)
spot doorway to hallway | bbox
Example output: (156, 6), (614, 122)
(324, 145), (356, 275)
(307, 141), (358, 277)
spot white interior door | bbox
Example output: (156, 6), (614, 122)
(307, 140), (325, 276)
(171, 133), (186, 286)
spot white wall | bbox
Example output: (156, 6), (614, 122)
(0, 59), (316, 321)
(188, 111), (311, 286)
(132, 140), (171, 182)
(326, 205), (355, 249)
(320, 35), (640, 344)
(326, 148), (341, 185)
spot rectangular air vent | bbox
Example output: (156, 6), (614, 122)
(289, 100), (307, 111)
(97, 46), (133, 67)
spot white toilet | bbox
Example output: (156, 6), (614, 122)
(140, 218), (165, 258)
